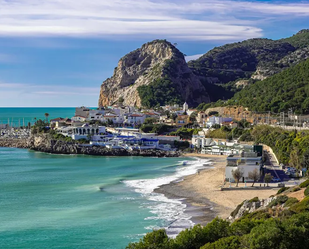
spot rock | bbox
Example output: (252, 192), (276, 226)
(98, 39), (210, 107)
(0, 135), (181, 158)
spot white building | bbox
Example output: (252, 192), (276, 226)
(58, 125), (106, 140)
(206, 116), (233, 127)
(225, 153), (263, 183)
(125, 114), (146, 125)
(72, 115), (87, 122)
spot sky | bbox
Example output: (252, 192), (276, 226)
(0, 0), (309, 107)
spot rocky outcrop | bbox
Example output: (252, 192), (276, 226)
(98, 40), (210, 107)
(0, 136), (181, 157)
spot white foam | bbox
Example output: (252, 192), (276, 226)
(123, 158), (212, 236)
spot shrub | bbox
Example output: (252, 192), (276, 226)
(284, 197), (299, 207)
(292, 186), (301, 192)
(277, 187), (290, 195)
(268, 195), (289, 208)
(305, 187), (309, 196)
(248, 197), (259, 203)
(201, 236), (241, 249)
(299, 179), (309, 188)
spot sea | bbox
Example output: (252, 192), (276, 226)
(0, 107), (77, 126)
(0, 108), (212, 248)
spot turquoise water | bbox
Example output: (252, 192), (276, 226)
(0, 107), (81, 126)
(0, 148), (208, 249)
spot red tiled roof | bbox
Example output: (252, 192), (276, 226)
(129, 114), (144, 117)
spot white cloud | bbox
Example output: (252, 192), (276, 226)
(0, 0), (308, 40)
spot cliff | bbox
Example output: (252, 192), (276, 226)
(98, 40), (210, 108)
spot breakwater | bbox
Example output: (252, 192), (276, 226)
(0, 135), (180, 157)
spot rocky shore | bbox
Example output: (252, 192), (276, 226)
(0, 135), (181, 157)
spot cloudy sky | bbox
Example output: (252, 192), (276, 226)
(0, 0), (309, 107)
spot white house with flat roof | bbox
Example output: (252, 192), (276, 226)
(225, 154), (263, 183)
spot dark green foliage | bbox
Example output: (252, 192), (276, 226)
(127, 208), (309, 249)
(292, 187), (301, 192)
(248, 197), (259, 203)
(169, 127), (200, 140)
(126, 229), (170, 249)
(201, 236), (241, 249)
(305, 187), (309, 196)
(284, 197), (299, 207)
(140, 123), (171, 135)
(268, 195), (289, 208)
(189, 38), (295, 84)
(137, 78), (183, 108)
(228, 59), (309, 114)
(31, 119), (50, 134)
(300, 179), (309, 188)
(282, 29), (309, 49)
(277, 187), (290, 194)
(173, 140), (190, 150)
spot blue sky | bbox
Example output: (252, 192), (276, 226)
(0, 0), (309, 107)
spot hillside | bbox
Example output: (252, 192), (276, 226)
(228, 58), (309, 114)
(127, 181), (309, 249)
(98, 40), (210, 108)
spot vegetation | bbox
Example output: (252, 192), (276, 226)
(169, 127), (201, 140)
(31, 119), (50, 134)
(127, 206), (309, 249)
(137, 77), (183, 108)
(232, 168), (244, 187)
(300, 179), (309, 188)
(228, 59), (309, 114)
(277, 187), (290, 195)
(305, 187), (309, 196)
(248, 169), (260, 187)
(264, 173), (273, 187)
(267, 195), (288, 208)
(140, 123), (172, 135)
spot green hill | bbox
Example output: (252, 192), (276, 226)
(228, 58), (309, 114)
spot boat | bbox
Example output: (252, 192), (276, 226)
(182, 161), (188, 165)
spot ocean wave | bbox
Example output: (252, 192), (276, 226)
(123, 158), (212, 236)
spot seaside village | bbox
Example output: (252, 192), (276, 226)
(20, 102), (297, 187)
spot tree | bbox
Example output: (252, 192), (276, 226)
(44, 113), (50, 123)
(248, 168), (260, 187)
(144, 118), (157, 125)
(232, 168), (244, 187)
(264, 173), (273, 187)
(290, 148), (301, 171)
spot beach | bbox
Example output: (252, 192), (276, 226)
(156, 153), (278, 223)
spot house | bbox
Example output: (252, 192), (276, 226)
(225, 153), (263, 183)
(125, 113), (146, 125)
(206, 116), (233, 127)
(72, 115), (87, 122)
(175, 115), (190, 127)
(50, 118), (72, 128)
(75, 106), (90, 118)
(144, 112), (160, 120)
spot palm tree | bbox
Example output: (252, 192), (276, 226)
(45, 113), (49, 123)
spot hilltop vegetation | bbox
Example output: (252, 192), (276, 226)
(228, 58), (309, 114)
(127, 194), (309, 249)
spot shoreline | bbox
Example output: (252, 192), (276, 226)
(156, 153), (278, 226)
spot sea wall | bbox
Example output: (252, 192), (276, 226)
(0, 135), (181, 157)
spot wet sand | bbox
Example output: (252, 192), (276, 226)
(156, 153), (278, 225)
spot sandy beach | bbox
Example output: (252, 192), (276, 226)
(156, 153), (278, 223)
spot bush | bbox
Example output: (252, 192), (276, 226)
(248, 197), (259, 203)
(230, 201), (244, 218)
(268, 195), (289, 208)
(277, 187), (290, 195)
(284, 197), (299, 207)
(305, 187), (309, 196)
(292, 186), (301, 192)
(201, 236), (241, 249)
(300, 179), (309, 188)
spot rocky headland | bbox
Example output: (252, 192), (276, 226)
(98, 39), (210, 107)
(0, 135), (181, 157)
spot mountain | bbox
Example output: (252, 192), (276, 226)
(98, 40), (210, 108)
(228, 58), (309, 114)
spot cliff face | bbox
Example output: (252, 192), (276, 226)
(98, 40), (210, 107)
